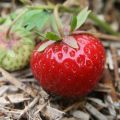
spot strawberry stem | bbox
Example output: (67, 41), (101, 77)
(53, 4), (64, 37)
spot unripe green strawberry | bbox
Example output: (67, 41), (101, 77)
(0, 28), (35, 71)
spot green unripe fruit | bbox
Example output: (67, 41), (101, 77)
(0, 28), (35, 71)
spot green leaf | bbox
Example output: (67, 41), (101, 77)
(15, 10), (50, 31)
(63, 36), (79, 49)
(24, 10), (50, 30)
(10, 12), (17, 20)
(46, 32), (61, 41)
(70, 16), (77, 32)
(76, 7), (91, 30)
(38, 41), (56, 52)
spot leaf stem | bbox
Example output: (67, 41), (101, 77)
(89, 13), (120, 36)
(53, 4), (64, 37)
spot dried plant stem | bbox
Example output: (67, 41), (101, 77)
(63, 99), (85, 112)
(93, 32), (120, 41)
(73, 31), (120, 41)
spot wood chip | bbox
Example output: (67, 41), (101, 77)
(0, 94), (30, 105)
(105, 95), (116, 116)
(113, 102), (120, 109)
(0, 86), (9, 96)
(18, 95), (40, 119)
(87, 97), (107, 107)
(85, 103), (108, 120)
(46, 106), (65, 120)
(61, 117), (76, 120)
(71, 110), (90, 120)
(0, 68), (37, 97)
(34, 102), (48, 115)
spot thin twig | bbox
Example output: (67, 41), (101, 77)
(73, 31), (120, 41)
(94, 33), (120, 41)
(63, 100), (85, 113)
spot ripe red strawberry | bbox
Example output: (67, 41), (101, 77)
(30, 33), (106, 98)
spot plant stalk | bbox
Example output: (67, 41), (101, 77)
(53, 4), (64, 37)
(89, 13), (120, 36)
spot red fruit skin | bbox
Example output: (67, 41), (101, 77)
(30, 34), (106, 98)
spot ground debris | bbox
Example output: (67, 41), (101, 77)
(85, 103), (108, 120)
(71, 110), (90, 120)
